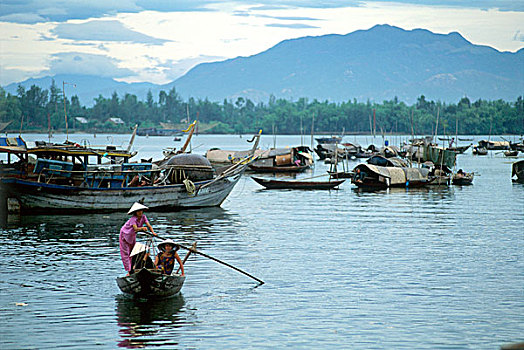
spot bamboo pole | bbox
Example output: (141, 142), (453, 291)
(151, 234), (264, 285)
(176, 242), (197, 274)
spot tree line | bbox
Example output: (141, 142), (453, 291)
(1, 80), (522, 136)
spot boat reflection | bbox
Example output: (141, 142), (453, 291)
(1, 207), (240, 240)
(115, 295), (189, 348)
(352, 185), (456, 200)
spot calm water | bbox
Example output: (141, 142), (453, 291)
(0, 134), (523, 349)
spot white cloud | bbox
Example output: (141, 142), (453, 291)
(46, 52), (134, 78)
(52, 20), (169, 45)
(266, 23), (319, 29)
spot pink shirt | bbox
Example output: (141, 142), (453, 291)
(120, 214), (149, 245)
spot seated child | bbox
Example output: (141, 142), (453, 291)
(155, 239), (185, 276)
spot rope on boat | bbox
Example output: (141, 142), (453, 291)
(183, 178), (196, 196)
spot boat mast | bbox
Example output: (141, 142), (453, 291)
(455, 117), (458, 147)
(127, 124), (138, 153)
(434, 106), (440, 143)
(310, 112), (315, 150)
(62, 81), (75, 142)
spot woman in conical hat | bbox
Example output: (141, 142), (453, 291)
(119, 202), (157, 275)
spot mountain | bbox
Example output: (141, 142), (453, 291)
(170, 24), (523, 103)
(3, 25), (523, 105)
(3, 74), (163, 106)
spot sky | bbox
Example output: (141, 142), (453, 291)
(0, 0), (523, 86)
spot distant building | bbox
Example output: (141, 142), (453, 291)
(75, 117), (88, 124)
(108, 117), (124, 125)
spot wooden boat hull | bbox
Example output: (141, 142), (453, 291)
(252, 176), (344, 190)
(116, 268), (185, 299)
(327, 171), (354, 179)
(512, 160), (524, 183)
(427, 176), (451, 186)
(248, 164), (310, 173)
(0, 170), (243, 213)
(315, 137), (342, 144)
(352, 178), (430, 190)
(504, 150), (519, 157)
(448, 145), (471, 154)
(472, 147), (488, 155)
(452, 174), (474, 185)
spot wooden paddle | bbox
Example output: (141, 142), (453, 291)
(150, 233), (264, 285)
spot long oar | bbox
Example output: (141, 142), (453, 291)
(151, 234), (264, 285)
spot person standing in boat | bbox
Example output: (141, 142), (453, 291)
(155, 239), (184, 276)
(120, 202), (157, 275)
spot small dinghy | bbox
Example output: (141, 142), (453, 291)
(452, 170), (474, 186)
(116, 268), (185, 300)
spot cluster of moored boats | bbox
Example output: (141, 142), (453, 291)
(2, 128), (523, 213)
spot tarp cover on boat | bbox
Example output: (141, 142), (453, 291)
(167, 154), (212, 167)
(404, 167), (429, 181)
(357, 164), (387, 178)
(166, 154), (214, 182)
(206, 149), (265, 164)
(268, 148), (292, 157)
(388, 167), (407, 185)
(356, 164), (427, 185)
(367, 155), (407, 167)
(424, 145), (457, 168)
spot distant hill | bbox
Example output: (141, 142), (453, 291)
(3, 25), (523, 105)
(171, 24), (524, 103)
(3, 74), (164, 106)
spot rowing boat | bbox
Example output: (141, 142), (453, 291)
(251, 176), (344, 190)
(116, 268), (185, 299)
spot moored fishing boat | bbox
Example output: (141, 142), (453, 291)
(447, 144), (471, 154)
(351, 163), (431, 189)
(252, 176), (344, 190)
(205, 131), (262, 168)
(315, 136), (342, 144)
(1, 123), (254, 213)
(478, 140), (510, 150)
(248, 146), (313, 173)
(472, 146), (488, 155)
(1, 153), (250, 213)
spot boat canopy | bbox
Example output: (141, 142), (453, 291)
(367, 155), (408, 167)
(424, 145), (456, 168)
(479, 140), (510, 148)
(0, 136), (27, 153)
(355, 163), (429, 185)
(206, 149), (265, 164)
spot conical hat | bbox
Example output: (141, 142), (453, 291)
(127, 202), (148, 214)
(158, 239), (177, 251)
(130, 242), (147, 256)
